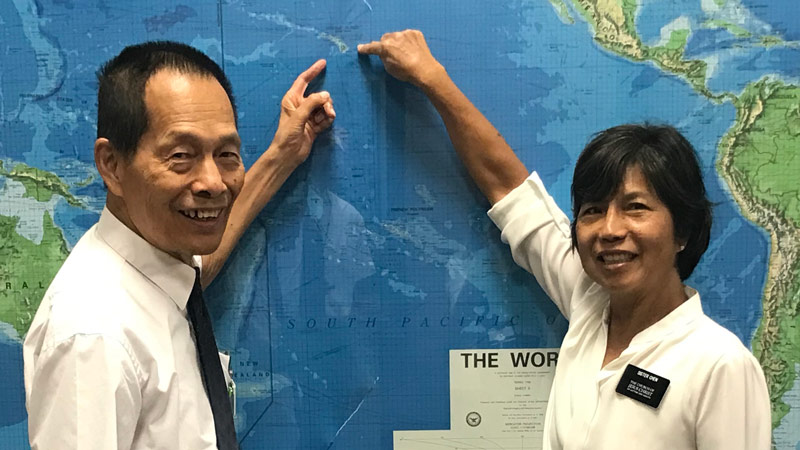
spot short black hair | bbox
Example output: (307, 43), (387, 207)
(570, 124), (712, 280)
(97, 41), (236, 158)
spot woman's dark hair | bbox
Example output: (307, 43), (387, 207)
(570, 124), (712, 280)
(97, 41), (236, 159)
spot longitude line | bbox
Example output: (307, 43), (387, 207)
(218, 0), (226, 72)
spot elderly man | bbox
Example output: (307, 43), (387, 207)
(23, 41), (334, 450)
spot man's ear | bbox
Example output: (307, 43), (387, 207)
(94, 138), (125, 197)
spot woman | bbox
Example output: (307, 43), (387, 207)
(359, 30), (771, 449)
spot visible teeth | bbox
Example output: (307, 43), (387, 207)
(603, 253), (633, 263)
(197, 209), (220, 219)
(181, 209), (222, 219)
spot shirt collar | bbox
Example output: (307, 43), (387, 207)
(629, 286), (703, 345)
(96, 207), (199, 310)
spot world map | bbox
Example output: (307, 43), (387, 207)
(1, 0), (798, 448)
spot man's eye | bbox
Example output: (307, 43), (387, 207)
(170, 152), (190, 160)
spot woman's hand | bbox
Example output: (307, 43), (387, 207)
(358, 29), (446, 89)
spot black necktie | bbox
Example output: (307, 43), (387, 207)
(187, 268), (239, 450)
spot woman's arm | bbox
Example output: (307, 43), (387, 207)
(358, 30), (529, 205)
(359, 30), (587, 316)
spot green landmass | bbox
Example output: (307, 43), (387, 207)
(319, 33), (348, 53)
(74, 174), (95, 187)
(0, 162), (84, 207)
(567, 0), (715, 98)
(548, 0), (575, 24)
(718, 77), (800, 428)
(570, 0), (642, 56)
(750, 239), (800, 428)
(0, 212), (70, 338)
(661, 28), (690, 50)
(704, 19), (752, 38)
(725, 79), (800, 227)
(759, 35), (786, 48)
(701, 21), (790, 49)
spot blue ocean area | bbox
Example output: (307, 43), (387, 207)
(630, 66), (664, 95)
(511, 2), (718, 202)
(0, 2), (38, 127)
(692, 199), (769, 344)
(0, 341), (25, 427)
(742, 0), (800, 41)
(53, 201), (99, 248)
(0, 419), (27, 449)
(702, 46), (800, 95)
(684, 29), (740, 57)
(760, 47), (800, 79)
(0, 125), (36, 164)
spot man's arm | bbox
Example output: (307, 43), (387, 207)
(358, 30), (529, 205)
(201, 59), (335, 286)
(27, 335), (142, 450)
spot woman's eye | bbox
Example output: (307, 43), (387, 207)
(628, 202), (648, 210)
(581, 206), (601, 216)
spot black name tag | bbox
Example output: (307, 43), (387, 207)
(615, 364), (670, 409)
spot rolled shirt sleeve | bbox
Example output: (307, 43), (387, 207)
(27, 334), (142, 450)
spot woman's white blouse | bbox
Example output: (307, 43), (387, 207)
(488, 172), (771, 450)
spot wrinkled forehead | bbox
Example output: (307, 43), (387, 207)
(144, 68), (234, 115)
(143, 70), (235, 124)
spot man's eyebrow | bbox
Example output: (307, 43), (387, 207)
(161, 130), (241, 148)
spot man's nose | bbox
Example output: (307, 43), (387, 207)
(193, 155), (227, 198)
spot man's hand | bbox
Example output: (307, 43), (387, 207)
(358, 30), (445, 88)
(201, 60), (334, 286)
(270, 59), (336, 168)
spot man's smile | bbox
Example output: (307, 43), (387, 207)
(178, 207), (226, 220)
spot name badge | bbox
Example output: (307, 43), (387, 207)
(615, 364), (670, 408)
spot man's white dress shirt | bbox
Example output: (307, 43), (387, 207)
(24, 208), (230, 450)
(488, 172), (771, 450)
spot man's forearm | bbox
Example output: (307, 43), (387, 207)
(201, 148), (297, 287)
(200, 60), (334, 287)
